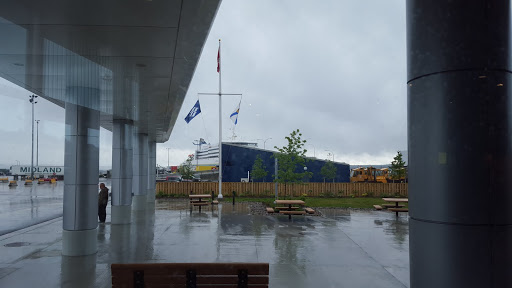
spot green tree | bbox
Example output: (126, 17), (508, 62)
(273, 129), (313, 184)
(390, 151), (406, 182)
(320, 160), (337, 183)
(251, 155), (268, 182)
(179, 154), (195, 180)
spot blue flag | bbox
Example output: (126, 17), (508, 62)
(184, 100), (201, 123)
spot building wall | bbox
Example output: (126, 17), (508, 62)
(222, 143), (350, 183)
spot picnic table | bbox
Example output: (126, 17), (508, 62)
(189, 194), (212, 212)
(382, 198), (409, 216)
(275, 200), (306, 220)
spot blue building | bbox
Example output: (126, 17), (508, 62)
(221, 143), (350, 183)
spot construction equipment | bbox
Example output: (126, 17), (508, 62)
(376, 168), (390, 183)
(350, 166), (378, 183)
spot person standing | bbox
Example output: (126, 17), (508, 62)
(98, 183), (109, 223)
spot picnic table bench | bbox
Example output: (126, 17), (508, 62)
(112, 263), (269, 288)
(275, 200), (306, 220)
(189, 194), (212, 212)
(382, 198), (409, 217)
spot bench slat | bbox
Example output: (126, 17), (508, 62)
(113, 274), (268, 285)
(191, 202), (209, 206)
(279, 211), (306, 215)
(373, 205), (382, 210)
(381, 204), (405, 208)
(304, 208), (315, 214)
(265, 208), (274, 213)
(388, 208), (408, 212)
(274, 206), (299, 210)
(111, 263), (269, 275)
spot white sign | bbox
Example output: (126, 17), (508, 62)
(10, 165), (64, 176)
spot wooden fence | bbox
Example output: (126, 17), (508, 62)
(156, 182), (408, 197)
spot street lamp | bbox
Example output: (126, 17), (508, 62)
(263, 137), (272, 149)
(305, 138), (315, 158)
(325, 150), (334, 161)
(29, 95), (38, 179)
(35, 120), (40, 166)
(166, 148), (171, 170)
(304, 166), (308, 182)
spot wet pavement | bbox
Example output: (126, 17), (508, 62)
(0, 177), (64, 236)
(0, 178), (112, 236)
(0, 188), (410, 287)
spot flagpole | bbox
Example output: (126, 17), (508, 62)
(218, 39), (223, 199)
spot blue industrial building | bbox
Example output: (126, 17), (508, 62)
(221, 143), (350, 183)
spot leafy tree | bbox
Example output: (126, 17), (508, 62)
(273, 129), (313, 184)
(320, 160), (337, 183)
(390, 151), (406, 182)
(251, 155), (268, 182)
(179, 154), (195, 180)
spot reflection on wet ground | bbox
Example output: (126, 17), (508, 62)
(0, 178), (112, 236)
(0, 195), (410, 287)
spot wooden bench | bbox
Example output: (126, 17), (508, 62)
(275, 206), (299, 210)
(304, 208), (315, 214)
(381, 204), (405, 209)
(373, 205), (382, 210)
(388, 208), (409, 217)
(191, 202), (209, 206)
(265, 207), (274, 213)
(111, 263), (269, 288)
(280, 211), (306, 215)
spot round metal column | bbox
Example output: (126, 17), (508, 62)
(111, 119), (133, 224)
(62, 102), (100, 256)
(407, 1), (512, 287)
(147, 141), (156, 203)
(132, 132), (148, 210)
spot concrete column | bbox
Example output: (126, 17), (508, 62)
(62, 103), (100, 256)
(111, 119), (133, 224)
(407, 1), (512, 287)
(132, 132), (148, 210)
(147, 141), (156, 203)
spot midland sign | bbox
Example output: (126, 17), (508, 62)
(10, 165), (64, 176)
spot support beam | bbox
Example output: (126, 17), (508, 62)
(407, 1), (512, 287)
(111, 119), (133, 224)
(147, 141), (156, 203)
(62, 102), (99, 256)
(132, 132), (148, 211)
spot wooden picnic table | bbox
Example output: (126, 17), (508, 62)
(189, 194), (212, 212)
(382, 198), (409, 216)
(275, 200), (306, 219)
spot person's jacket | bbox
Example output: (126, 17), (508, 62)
(98, 187), (109, 206)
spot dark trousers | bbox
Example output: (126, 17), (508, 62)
(98, 204), (107, 222)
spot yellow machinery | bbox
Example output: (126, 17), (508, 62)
(376, 168), (390, 183)
(350, 167), (378, 183)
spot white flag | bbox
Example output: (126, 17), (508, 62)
(230, 101), (240, 125)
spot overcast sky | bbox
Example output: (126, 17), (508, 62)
(0, 0), (407, 169)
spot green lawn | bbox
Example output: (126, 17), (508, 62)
(235, 197), (408, 209)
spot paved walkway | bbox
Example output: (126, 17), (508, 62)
(0, 200), (409, 287)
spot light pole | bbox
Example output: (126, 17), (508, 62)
(29, 95), (38, 179)
(35, 120), (40, 166)
(263, 137), (272, 149)
(305, 138), (315, 158)
(325, 150), (334, 161)
(166, 148), (171, 170)
(304, 166), (308, 182)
